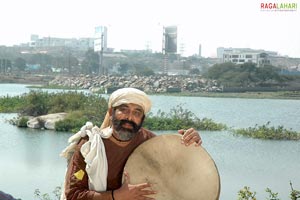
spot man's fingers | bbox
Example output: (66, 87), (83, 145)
(181, 129), (196, 141)
(181, 128), (195, 139)
(137, 184), (157, 197)
(136, 182), (151, 189)
(139, 189), (157, 197)
(181, 129), (202, 146)
(178, 129), (185, 135)
(183, 135), (196, 145)
(195, 138), (202, 146)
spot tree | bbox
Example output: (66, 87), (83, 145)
(26, 53), (53, 73)
(203, 62), (287, 87)
(256, 65), (281, 83)
(204, 62), (235, 79)
(189, 68), (200, 75)
(81, 49), (99, 74)
(134, 66), (155, 76)
(14, 57), (26, 71)
(28, 53), (53, 67)
(118, 63), (130, 74)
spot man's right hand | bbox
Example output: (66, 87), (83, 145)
(113, 171), (156, 200)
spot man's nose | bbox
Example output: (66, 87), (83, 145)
(126, 111), (134, 121)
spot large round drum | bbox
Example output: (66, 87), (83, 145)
(124, 134), (220, 200)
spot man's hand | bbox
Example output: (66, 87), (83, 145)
(178, 128), (202, 147)
(114, 172), (156, 200)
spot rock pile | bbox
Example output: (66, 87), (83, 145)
(49, 75), (222, 93)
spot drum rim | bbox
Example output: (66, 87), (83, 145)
(124, 134), (221, 200)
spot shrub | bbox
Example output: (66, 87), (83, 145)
(34, 186), (61, 200)
(144, 104), (227, 131)
(238, 182), (300, 200)
(17, 116), (29, 127)
(0, 95), (26, 112)
(234, 122), (300, 140)
(238, 186), (257, 200)
(55, 111), (89, 132)
(21, 90), (50, 116)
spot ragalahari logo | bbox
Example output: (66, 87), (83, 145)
(260, 2), (297, 11)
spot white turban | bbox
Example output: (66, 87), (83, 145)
(100, 87), (152, 129)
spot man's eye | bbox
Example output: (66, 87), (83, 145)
(119, 107), (129, 113)
(133, 111), (143, 117)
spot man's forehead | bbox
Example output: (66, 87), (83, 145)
(118, 103), (144, 111)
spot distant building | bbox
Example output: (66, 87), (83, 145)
(94, 26), (108, 52)
(120, 49), (152, 54)
(223, 52), (271, 67)
(29, 34), (94, 51)
(198, 44), (202, 58)
(217, 47), (278, 59)
(163, 26), (177, 54)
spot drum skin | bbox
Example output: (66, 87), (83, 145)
(124, 134), (220, 200)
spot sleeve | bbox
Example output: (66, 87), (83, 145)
(64, 139), (114, 200)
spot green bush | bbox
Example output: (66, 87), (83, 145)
(238, 182), (300, 200)
(34, 186), (61, 200)
(144, 104), (227, 131)
(238, 186), (257, 200)
(1, 91), (109, 132)
(234, 122), (300, 140)
(55, 111), (89, 132)
(0, 95), (26, 112)
(17, 116), (29, 127)
(21, 90), (50, 116)
(47, 92), (87, 113)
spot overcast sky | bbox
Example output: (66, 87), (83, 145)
(1, 0), (299, 57)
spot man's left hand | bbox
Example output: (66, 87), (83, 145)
(178, 128), (202, 147)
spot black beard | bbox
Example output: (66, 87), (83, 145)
(112, 117), (143, 141)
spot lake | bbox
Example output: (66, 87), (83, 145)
(0, 83), (299, 199)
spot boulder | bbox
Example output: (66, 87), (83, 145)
(27, 118), (42, 129)
(27, 112), (67, 130)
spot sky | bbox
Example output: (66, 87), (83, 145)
(1, 0), (300, 58)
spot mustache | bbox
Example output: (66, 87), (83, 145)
(113, 119), (139, 131)
(119, 119), (138, 129)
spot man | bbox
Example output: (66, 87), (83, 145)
(61, 87), (202, 200)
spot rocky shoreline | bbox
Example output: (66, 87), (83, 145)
(49, 75), (222, 93)
(0, 74), (54, 84)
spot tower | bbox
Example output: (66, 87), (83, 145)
(198, 44), (202, 58)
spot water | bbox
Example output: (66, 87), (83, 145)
(0, 83), (89, 97)
(149, 95), (300, 131)
(0, 84), (300, 199)
(0, 113), (70, 199)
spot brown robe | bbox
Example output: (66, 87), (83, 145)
(64, 128), (156, 200)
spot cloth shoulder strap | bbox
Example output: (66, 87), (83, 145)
(60, 122), (113, 199)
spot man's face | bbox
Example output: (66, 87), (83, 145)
(111, 103), (145, 141)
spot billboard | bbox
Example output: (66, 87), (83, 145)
(94, 38), (102, 52)
(94, 26), (107, 52)
(164, 26), (177, 53)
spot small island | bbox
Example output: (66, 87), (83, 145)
(1, 90), (299, 140)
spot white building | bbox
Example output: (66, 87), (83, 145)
(217, 47), (278, 59)
(223, 52), (271, 67)
(29, 35), (94, 51)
